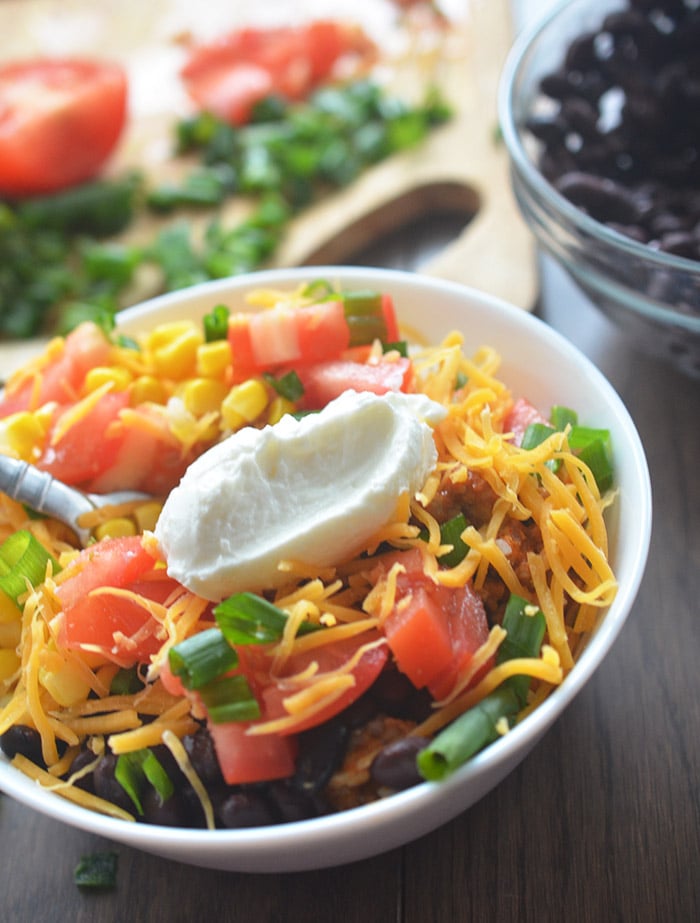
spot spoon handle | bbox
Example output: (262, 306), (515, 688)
(0, 454), (94, 544)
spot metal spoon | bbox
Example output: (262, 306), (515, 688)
(0, 454), (153, 547)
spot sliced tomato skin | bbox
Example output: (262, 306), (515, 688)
(208, 719), (298, 785)
(56, 536), (157, 609)
(296, 356), (413, 409)
(0, 59), (127, 196)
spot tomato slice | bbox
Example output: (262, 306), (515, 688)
(208, 720), (298, 786)
(181, 21), (374, 125)
(0, 322), (112, 415)
(57, 537), (177, 667)
(377, 549), (490, 700)
(228, 300), (350, 382)
(0, 59), (127, 196)
(37, 390), (129, 486)
(253, 632), (388, 736)
(296, 356), (413, 409)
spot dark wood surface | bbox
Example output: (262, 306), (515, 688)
(3, 215), (700, 921)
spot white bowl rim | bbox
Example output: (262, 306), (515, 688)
(0, 266), (653, 869)
(498, 0), (700, 292)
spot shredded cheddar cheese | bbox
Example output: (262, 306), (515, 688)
(0, 312), (618, 824)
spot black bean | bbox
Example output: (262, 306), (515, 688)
(565, 32), (599, 72)
(141, 786), (192, 827)
(183, 728), (223, 786)
(67, 748), (98, 793)
(658, 232), (699, 259)
(217, 790), (276, 828)
(93, 752), (138, 814)
(555, 171), (645, 224)
(0, 725), (47, 766)
(370, 736), (430, 792)
(560, 97), (600, 138)
(293, 718), (350, 795)
(266, 780), (320, 823)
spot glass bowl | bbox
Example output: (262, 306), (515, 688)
(499, 0), (700, 378)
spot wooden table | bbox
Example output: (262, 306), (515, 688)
(3, 224), (700, 923)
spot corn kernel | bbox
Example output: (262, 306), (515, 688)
(133, 502), (163, 534)
(0, 587), (20, 624)
(178, 378), (229, 417)
(0, 648), (20, 683)
(148, 324), (203, 380)
(221, 379), (269, 431)
(131, 375), (169, 406)
(84, 366), (133, 393)
(197, 340), (232, 379)
(267, 396), (296, 425)
(146, 320), (199, 350)
(94, 518), (137, 541)
(39, 658), (91, 707)
(0, 411), (47, 461)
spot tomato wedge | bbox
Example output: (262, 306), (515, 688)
(228, 300), (350, 382)
(181, 21), (375, 125)
(296, 356), (413, 409)
(0, 322), (112, 415)
(0, 59), (127, 197)
(57, 537), (178, 667)
(252, 632), (388, 736)
(377, 549), (490, 700)
(208, 720), (298, 786)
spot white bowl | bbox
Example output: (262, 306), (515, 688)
(0, 266), (652, 872)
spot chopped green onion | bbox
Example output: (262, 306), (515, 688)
(549, 405), (578, 430)
(0, 530), (58, 605)
(497, 594), (547, 707)
(521, 421), (556, 451)
(115, 749), (174, 814)
(263, 369), (304, 401)
(203, 303), (230, 342)
(417, 594), (546, 781)
(109, 666), (143, 696)
(214, 591), (319, 645)
(199, 674), (261, 723)
(301, 279), (334, 299)
(168, 627), (239, 690)
(438, 513), (469, 567)
(417, 685), (521, 781)
(574, 434), (614, 493)
(141, 750), (175, 803)
(74, 851), (118, 890)
(383, 340), (408, 357)
(341, 290), (389, 346)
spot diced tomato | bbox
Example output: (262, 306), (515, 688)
(381, 293), (400, 343)
(296, 356), (413, 409)
(253, 632), (388, 736)
(0, 322), (112, 415)
(504, 397), (548, 447)
(159, 659), (187, 699)
(57, 537), (179, 667)
(0, 59), (127, 196)
(36, 389), (129, 486)
(181, 21), (375, 125)
(208, 719), (298, 785)
(228, 300), (350, 382)
(376, 548), (490, 700)
(85, 405), (193, 496)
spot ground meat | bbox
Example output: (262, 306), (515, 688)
(427, 470), (498, 529)
(480, 516), (544, 624)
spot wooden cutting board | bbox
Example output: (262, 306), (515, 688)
(0, 0), (535, 378)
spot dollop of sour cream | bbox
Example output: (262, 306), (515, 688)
(154, 389), (446, 601)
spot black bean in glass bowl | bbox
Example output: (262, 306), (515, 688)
(499, 0), (700, 378)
